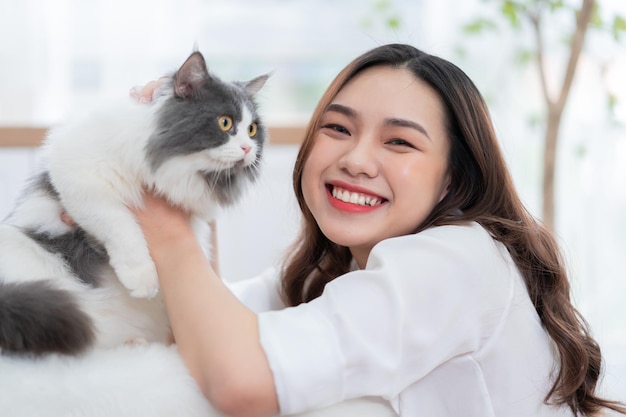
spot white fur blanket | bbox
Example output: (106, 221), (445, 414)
(0, 344), (396, 417)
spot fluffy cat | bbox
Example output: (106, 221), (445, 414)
(0, 50), (398, 417)
(0, 50), (269, 355)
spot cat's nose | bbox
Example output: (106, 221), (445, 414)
(241, 145), (251, 155)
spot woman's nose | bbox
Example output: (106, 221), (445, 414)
(337, 136), (379, 178)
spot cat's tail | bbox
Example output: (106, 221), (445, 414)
(0, 280), (95, 355)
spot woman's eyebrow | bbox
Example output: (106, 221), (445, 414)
(385, 118), (431, 140)
(325, 103), (357, 118)
(325, 103), (431, 140)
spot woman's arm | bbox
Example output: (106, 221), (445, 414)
(132, 193), (279, 417)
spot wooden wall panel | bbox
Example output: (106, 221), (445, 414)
(0, 126), (305, 147)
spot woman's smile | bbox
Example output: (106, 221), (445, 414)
(326, 182), (388, 213)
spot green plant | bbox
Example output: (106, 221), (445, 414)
(464, 0), (625, 231)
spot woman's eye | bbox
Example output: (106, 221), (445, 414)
(322, 124), (350, 135)
(218, 115), (233, 132)
(387, 138), (416, 149)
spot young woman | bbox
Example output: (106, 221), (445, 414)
(132, 44), (626, 417)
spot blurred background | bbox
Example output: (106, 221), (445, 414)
(0, 0), (624, 404)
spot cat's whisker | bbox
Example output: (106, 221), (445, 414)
(250, 161), (262, 180)
(223, 168), (236, 198)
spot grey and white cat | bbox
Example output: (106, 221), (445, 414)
(0, 51), (399, 417)
(0, 51), (269, 355)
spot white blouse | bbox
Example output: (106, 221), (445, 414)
(228, 223), (573, 417)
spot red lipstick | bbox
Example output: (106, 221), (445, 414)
(325, 183), (386, 213)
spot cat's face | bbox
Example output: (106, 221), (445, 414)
(145, 52), (269, 207)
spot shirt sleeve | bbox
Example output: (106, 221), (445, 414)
(225, 267), (286, 313)
(257, 223), (516, 415)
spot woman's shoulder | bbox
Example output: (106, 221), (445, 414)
(367, 222), (516, 290)
(370, 222), (503, 264)
(413, 221), (492, 242)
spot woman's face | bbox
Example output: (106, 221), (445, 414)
(301, 66), (451, 268)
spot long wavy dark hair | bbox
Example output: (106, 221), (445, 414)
(280, 43), (625, 416)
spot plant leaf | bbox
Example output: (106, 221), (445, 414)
(387, 16), (401, 29)
(463, 17), (498, 34)
(612, 15), (626, 41)
(501, 0), (520, 27)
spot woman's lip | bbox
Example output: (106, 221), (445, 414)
(326, 181), (386, 200)
(325, 187), (385, 213)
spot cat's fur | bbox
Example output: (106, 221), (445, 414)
(0, 50), (269, 355)
(0, 51), (398, 417)
(0, 343), (397, 417)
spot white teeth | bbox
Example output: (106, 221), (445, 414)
(331, 186), (383, 207)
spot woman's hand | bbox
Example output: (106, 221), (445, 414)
(130, 77), (168, 103)
(130, 192), (195, 257)
(60, 212), (76, 227)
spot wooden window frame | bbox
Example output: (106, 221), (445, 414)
(0, 126), (305, 147)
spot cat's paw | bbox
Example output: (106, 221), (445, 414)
(130, 285), (159, 299)
(116, 261), (160, 299)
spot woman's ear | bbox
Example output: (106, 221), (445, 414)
(437, 173), (451, 203)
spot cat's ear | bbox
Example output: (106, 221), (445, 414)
(174, 52), (209, 98)
(244, 73), (270, 95)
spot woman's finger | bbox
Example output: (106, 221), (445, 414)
(60, 212), (76, 227)
(130, 77), (169, 104)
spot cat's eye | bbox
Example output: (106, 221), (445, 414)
(218, 116), (233, 132)
(248, 122), (258, 137)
